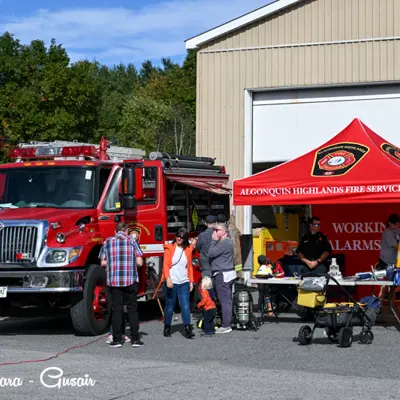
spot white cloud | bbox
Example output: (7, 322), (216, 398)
(0, 0), (269, 65)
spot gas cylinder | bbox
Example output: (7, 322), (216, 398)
(236, 290), (251, 326)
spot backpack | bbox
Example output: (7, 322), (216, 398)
(359, 295), (381, 311)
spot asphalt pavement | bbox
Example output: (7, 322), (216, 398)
(0, 301), (398, 400)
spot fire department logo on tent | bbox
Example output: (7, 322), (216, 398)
(312, 142), (369, 177)
(381, 143), (400, 162)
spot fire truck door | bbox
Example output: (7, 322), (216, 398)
(98, 165), (148, 297)
(122, 164), (164, 296)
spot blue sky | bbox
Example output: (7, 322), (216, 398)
(0, 0), (270, 68)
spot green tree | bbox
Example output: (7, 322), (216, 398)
(66, 60), (102, 141)
(142, 54), (197, 155)
(118, 91), (173, 153)
(181, 50), (197, 118)
(0, 32), (197, 160)
(0, 33), (69, 142)
(138, 60), (158, 86)
(0, 33), (102, 144)
(94, 63), (138, 141)
(116, 52), (197, 156)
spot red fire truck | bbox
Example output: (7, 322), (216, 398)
(0, 137), (231, 335)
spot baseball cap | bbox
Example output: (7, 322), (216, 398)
(205, 215), (217, 224)
(216, 214), (227, 223)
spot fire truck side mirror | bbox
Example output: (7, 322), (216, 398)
(121, 166), (137, 209)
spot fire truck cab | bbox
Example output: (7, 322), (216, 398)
(0, 138), (231, 335)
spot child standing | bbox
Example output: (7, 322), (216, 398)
(196, 276), (217, 337)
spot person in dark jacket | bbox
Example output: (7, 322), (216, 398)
(196, 215), (217, 278)
(209, 222), (236, 334)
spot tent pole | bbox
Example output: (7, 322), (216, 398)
(242, 89), (254, 282)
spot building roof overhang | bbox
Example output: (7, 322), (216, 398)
(185, 0), (302, 50)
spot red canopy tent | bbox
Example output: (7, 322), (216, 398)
(233, 118), (400, 206)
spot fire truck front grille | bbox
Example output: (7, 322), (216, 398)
(0, 226), (38, 263)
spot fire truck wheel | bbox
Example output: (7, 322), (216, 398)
(70, 264), (110, 336)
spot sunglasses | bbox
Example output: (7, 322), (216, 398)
(175, 235), (184, 239)
(311, 223), (320, 227)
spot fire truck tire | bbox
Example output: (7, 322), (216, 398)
(70, 264), (110, 336)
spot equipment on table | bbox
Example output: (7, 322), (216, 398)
(297, 276), (327, 308)
(297, 274), (378, 348)
(355, 266), (392, 281)
(356, 270), (384, 280)
(385, 265), (400, 286)
(254, 263), (274, 278)
(232, 290), (259, 331)
(328, 258), (342, 279)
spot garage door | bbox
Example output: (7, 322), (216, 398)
(252, 85), (400, 163)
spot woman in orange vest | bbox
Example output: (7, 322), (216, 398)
(163, 228), (196, 339)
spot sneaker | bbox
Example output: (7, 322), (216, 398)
(131, 340), (144, 347)
(107, 334), (130, 343)
(108, 341), (123, 348)
(215, 327), (232, 334)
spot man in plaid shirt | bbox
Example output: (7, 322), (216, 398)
(99, 222), (144, 348)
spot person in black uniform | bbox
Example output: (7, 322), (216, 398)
(297, 216), (332, 275)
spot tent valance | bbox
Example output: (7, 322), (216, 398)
(233, 119), (400, 206)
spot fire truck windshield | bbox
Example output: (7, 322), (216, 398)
(0, 166), (96, 209)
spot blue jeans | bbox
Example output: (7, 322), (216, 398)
(164, 282), (191, 325)
(203, 308), (217, 334)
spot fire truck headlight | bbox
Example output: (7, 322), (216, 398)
(44, 247), (82, 264)
(46, 250), (67, 264)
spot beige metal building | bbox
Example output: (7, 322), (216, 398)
(185, 0), (400, 235)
